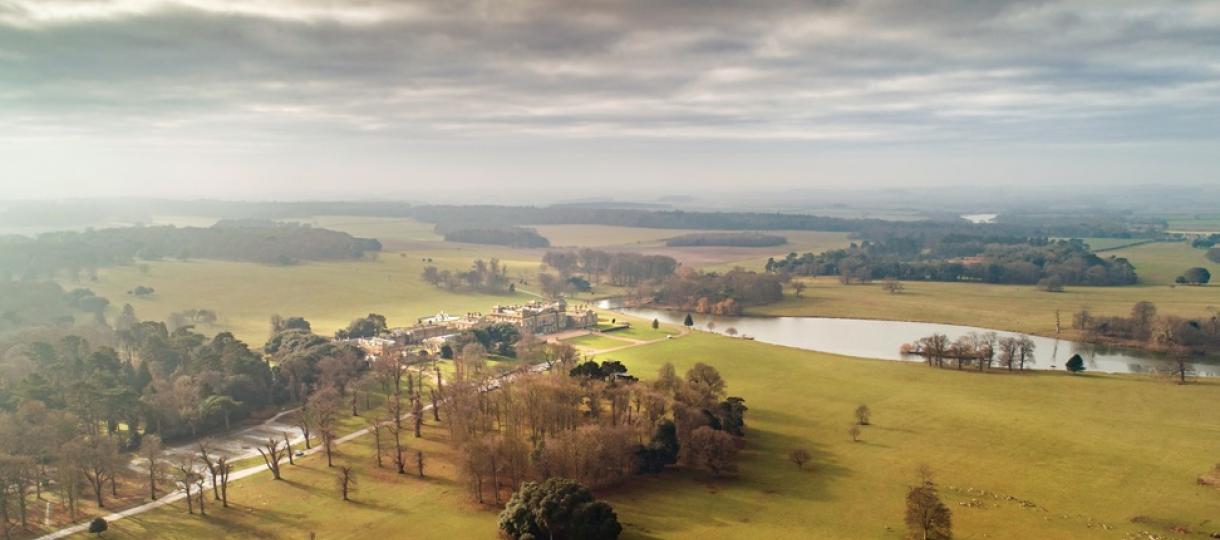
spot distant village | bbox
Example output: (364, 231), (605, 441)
(344, 299), (598, 356)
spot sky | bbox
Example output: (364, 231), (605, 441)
(0, 0), (1218, 201)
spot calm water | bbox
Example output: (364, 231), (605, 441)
(602, 303), (1220, 377)
(961, 213), (999, 224)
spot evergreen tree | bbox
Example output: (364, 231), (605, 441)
(1065, 354), (1086, 373)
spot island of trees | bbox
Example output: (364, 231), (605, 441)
(664, 232), (787, 247)
(440, 226), (550, 248)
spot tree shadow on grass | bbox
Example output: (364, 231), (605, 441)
(118, 502), (294, 539)
(602, 426), (851, 539)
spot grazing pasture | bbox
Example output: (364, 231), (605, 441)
(77, 331), (1220, 540)
(76, 249), (537, 344)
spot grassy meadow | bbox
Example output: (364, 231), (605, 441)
(755, 241), (1220, 337)
(77, 331), (1220, 540)
(80, 245), (540, 345)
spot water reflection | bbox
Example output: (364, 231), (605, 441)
(602, 302), (1220, 377)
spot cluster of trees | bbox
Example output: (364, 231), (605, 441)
(334, 314), (388, 340)
(440, 227), (551, 249)
(5, 319), (274, 448)
(1190, 234), (1220, 249)
(264, 320), (367, 405)
(447, 323), (522, 359)
(536, 272), (592, 298)
(1176, 267), (1211, 285)
(903, 332), (1037, 371)
(0, 314), (292, 529)
(1207, 248), (1220, 264)
(664, 232), (786, 247)
(1074, 301), (1220, 354)
(653, 268), (786, 315)
(441, 348), (747, 508)
(421, 258), (512, 293)
(0, 220), (381, 279)
(166, 308), (219, 330)
(767, 237), (1138, 287)
(0, 281), (82, 334)
(498, 478), (621, 540)
(543, 249), (677, 287)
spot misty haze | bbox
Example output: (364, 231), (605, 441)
(1, 1), (1218, 540)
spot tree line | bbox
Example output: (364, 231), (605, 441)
(421, 258), (513, 293)
(543, 249), (678, 287)
(767, 237), (1138, 287)
(440, 226), (551, 249)
(1074, 301), (1220, 358)
(0, 220), (381, 280)
(652, 268), (786, 315)
(903, 332), (1037, 371)
(664, 232), (787, 247)
(405, 205), (1157, 240)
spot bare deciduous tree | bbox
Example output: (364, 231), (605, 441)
(310, 386), (343, 467)
(256, 437), (285, 480)
(140, 435), (164, 501)
(882, 277), (904, 294)
(335, 466), (357, 501)
(171, 454), (200, 515)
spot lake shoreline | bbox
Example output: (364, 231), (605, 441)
(600, 301), (1220, 376)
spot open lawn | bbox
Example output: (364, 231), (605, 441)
(77, 249), (540, 345)
(73, 423), (497, 540)
(604, 333), (1220, 539)
(600, 314), (679, 341)
(1105, 241), (1220, 285)
(77, 332), (1220, 540)
(563, 333), (637, 352)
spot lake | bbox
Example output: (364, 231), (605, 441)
(601, 303), (1220, 377)
(961, 213), (999, 224)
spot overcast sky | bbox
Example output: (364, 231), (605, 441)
(1, 0), (1217, 201)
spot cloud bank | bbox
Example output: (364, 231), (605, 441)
(1, 0), (1217, 198)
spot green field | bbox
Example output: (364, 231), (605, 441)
(753, 241), (1220, 338)
(563, 333), (637, 352)
(1167, 215), (1220, 233)
(79, 248), (540, 345)
(75, 332), (1220, 540)
(530, 224), (850, 271)
(1105, 241), (1220, 286)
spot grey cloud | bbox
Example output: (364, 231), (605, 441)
(0, 0), (1218, 147)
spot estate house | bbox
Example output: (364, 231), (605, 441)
(484, 300), (598, 335)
